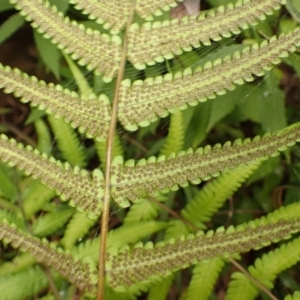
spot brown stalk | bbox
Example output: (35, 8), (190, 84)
(96, 3), (135, 300)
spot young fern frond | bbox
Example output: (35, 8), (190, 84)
(0, 220), (98, 293)
(147, 273), (175, 300)
(127, 0), (283, 69)
(181, 164), (259, 229)
(160, 110), (184, 156)
(185, 258), (226, 300)
(119, 28), (300, 130)
(31, 208), (74, 237)
(124, 199), (160, 224)
(10, 0), (122, 81)
(226, 236), (300, 300)
(0, 266), (49, 300)
(21, 179), (55, 219)
(47, 116), (87, 167)
(285, 291), (300, 300)
(0, 252), (36, 277)
(73, 220), (167, 262)
(61, 210), (98, 250)
(0, 64), (111, 141)
(111, 123), (300, 206)
(0, 135), (104, 217)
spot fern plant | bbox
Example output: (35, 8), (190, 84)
(1, 0), (300, 299)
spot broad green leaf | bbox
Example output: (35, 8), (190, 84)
(0, 14), (24, 44)
(0, 1), (14, 13)
(33, 30), (61, 79)
(286, 0), (300, 24)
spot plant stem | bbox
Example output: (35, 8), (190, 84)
(96, 4), (135, 299)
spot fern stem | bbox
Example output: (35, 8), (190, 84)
(96, 2), (135, 299)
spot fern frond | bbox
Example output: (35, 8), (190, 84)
(181, 164), (259, 229)
(147, 273), (175, 300)
(0, 252), (36, 276)
(111, 123), (300, 206)
(160, 110), (184, 156)
(107, 221), (167, 250)
(48, 115), (87, 167)
(124, 199), (160, 224)
(0, 221), (97, 293)
(31, 208), (74, 237)
(61, 211), (98, 250)
(0, 64), (111, 141)
(74, 221), (167, 261)
(119, 28), (300, 130)
(0, 163), (17, 200)
(0, 208), (25, 229)
(22, 179), (55, 219)
(185, 258), (226, 300)
(10, 0), (121, 81)
(0, 266), (49, 300)
(127, 0), (283, 69)
(226, 236), (300, 300)
(0, 135), (104, 218)
(106, 202), (300, 289)
(164, 219), (190, 241)
(69, 0), (131, 31)
(285, 291), (300, 300)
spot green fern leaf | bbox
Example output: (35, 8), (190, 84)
(226, 236), (300, 300)
(0, 135), (104, 217)
(120, 28), (300, 130)
(160, 110), (184, 156)
(74, 221), (168, 261)
(225, 272), (257, 300)
(181, 164), (259, 229)
(0, 63), (111, 141)
(0, 162), (17, 200)
(10, 0), (121, 81)
(147, 273), (175, 300)
(164, 219), (190, 241)
(107, 221), (167, 250)
(123, 199), (160, 224)
(61, 210), (98, 250)
(22, 179), (56, 219)
(0, 266), (49, 300)
(111, 123), (300, 206)
(0, 208), (25, 229)
(0, 252), (36, 276)
(35, 118), (52, 155)
(285, 291), (300, 300)
(48, 115), (87, 167)
(127, 0), (283, 69)
(31, 208), (74, 237)
(106, 202), (300, 289)
(185, 258), (226, 300)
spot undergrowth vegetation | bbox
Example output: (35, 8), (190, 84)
(1, 0), (300, 299)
